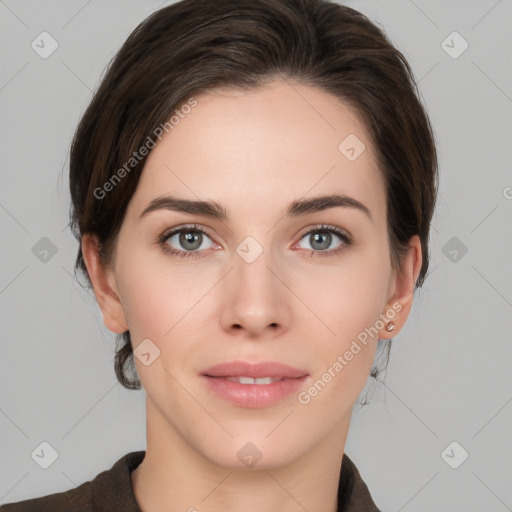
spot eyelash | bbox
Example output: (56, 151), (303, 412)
(157, 223), (353, 259)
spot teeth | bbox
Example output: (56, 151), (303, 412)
(225, 376), (283, 384)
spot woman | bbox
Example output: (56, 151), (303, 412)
(1, 0), (437, 510)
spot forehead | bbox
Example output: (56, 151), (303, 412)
(126, 79), (386, 226)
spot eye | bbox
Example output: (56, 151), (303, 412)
(294, 224), (352, 257)
(157, 224), (217, 259)
(157, 223), (353, 259)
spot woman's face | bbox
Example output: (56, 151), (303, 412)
(91, 78), (419, 469)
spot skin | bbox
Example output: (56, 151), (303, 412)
(82, 78), (422, 512)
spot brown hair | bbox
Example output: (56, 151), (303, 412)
(69, 0), (438, 391)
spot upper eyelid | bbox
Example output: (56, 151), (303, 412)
(162, 224), (214, 240)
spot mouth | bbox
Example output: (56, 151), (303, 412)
(199, 361), (309, 408)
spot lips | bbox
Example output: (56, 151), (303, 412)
(200, 361), (309, 407)
(201, 360), (308, 380)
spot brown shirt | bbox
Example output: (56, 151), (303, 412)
(0, 451), (381, 511)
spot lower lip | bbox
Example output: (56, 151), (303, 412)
(201, 375), (308, 408)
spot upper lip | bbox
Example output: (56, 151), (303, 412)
(201, 361), (308, 379)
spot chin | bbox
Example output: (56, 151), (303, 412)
(197, 432), (307, 471)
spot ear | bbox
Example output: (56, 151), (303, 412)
(378, 234), (422, 339)
(81, 233), (128, 334)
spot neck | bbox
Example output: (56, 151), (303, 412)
(131, 396), (351, 512)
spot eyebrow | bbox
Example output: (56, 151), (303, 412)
(139, 193), (373, 223)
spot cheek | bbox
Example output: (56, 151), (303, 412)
(115, 250), (217, 350)
(114, 244), (178, 340)
(299, 293), (383, 412)
(302, 255), (389, 340)
(115, 261), (197, 395)
(301, 254), (390, 389)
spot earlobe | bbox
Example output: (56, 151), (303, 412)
(81, 234), (128, 334)
(379, 235), (422, 339)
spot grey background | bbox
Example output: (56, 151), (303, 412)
(1, 0), (511, 510)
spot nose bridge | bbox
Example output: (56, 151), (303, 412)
(233, 233), (280, 299)
(222, 232), (288, 332)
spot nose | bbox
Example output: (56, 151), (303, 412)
(219, 242), (291, 338)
